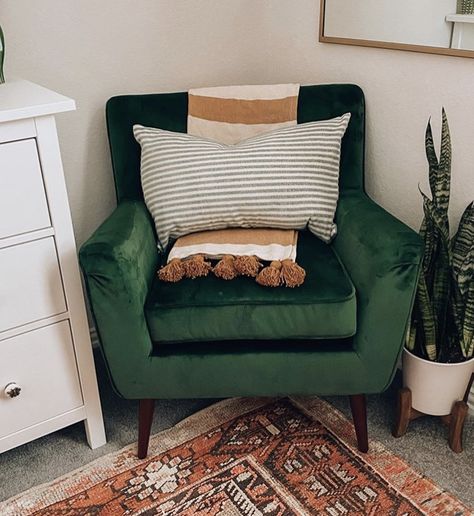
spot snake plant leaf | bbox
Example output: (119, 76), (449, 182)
(425, 118), (438, 199)
(452, 202), (474, 296)
(432, 258), (451, 347)
(424, 111), (451, 215)
(452, 202), (474, 359)
(419, 214), (437, 276)
(415, 192), (439, 360)
(416, 273), (437, 360)
(420, 189), (450, 242)
(419, 194), (439, 282)
(451, 280), (464, 344)
(423, 191), (451, 347)
(432, 247), (451, 345)
(461, 282), (474, 358)
(405, 319), (417, 351)
(436, 108), (452, 216)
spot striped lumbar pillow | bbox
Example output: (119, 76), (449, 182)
(188, 84), (300, 145)
(134, 113), (351, 251)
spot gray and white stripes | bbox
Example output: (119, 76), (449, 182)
(134, 113), (351, 251)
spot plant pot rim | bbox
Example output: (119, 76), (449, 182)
(404, 347), (474, 367)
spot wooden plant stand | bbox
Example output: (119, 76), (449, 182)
(393, 375), (473, 453)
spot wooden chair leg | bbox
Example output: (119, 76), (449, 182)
(138, 399), (155, 459)
(349, 394), (369, 453)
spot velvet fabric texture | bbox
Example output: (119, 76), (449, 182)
(106, 85), (365, 202)
(146, 231), (356, 342)
(80, 84), (422, 399)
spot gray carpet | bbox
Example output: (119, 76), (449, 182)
(0, 350), (473, 508)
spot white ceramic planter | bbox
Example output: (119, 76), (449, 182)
(402, 348), (474, 416)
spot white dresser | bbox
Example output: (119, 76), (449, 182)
(0, 80), (106, 453)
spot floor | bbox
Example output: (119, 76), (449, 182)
(1, 350), (473, 508)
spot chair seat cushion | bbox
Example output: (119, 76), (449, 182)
(145, 231), (356, 343)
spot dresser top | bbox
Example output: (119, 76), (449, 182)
(0, 79), (75, 123)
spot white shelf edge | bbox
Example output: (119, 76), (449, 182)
(0, 99), (76, 124)
(446, 13), (474, 23)
(0, 79), (76, 123)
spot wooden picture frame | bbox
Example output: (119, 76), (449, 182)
(319, 0), (474, 59)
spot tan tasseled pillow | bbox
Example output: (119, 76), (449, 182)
(158, 228), (305, 288)
(168, 228), (297, 262)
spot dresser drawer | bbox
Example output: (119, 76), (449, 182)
(0, 139), (51, 240)
(0, 321), (83, 439)
(0, 237), (67, 333)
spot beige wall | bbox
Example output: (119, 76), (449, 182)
(3, 0), (474, 246)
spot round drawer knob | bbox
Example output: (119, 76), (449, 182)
(4, 382), (21, 398)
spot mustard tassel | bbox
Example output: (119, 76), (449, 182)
(234, 255), (262, 277)
(280, 259), (306, 288)
(158, 258), (184, 282)
(213, 255), (238, 280)
(256, 260), (282, 287)
(182, 254), (211, 279)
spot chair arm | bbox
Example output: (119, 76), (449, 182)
(334, 193), (423, 390)
(79, 200), (159, 396)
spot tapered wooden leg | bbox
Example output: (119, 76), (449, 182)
(349, 394), (369, 453)
(448, 401), (468, 453)
(138, 399), (155, 459)
(393, 387), (412, 438)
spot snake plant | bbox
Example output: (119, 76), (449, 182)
(406, 110), (474, 362)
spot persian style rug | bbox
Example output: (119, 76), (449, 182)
(1, 397), (471, 515)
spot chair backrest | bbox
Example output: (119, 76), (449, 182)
(106, 84), (365, 203)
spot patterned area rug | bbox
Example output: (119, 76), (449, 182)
(1, 397), (471, 515)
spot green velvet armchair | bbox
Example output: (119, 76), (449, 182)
(79, 84), (422, 458)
